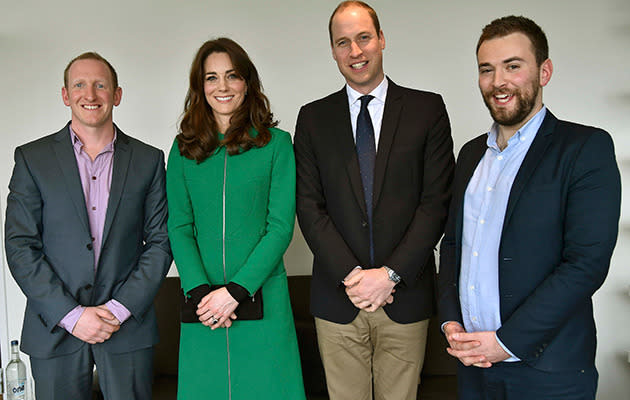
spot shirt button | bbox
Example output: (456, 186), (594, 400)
(497, 155), (503, 160)
(487, 186), (493, 192)
(92, 206), (96, 211)
(473, 251), (478, 257)
(92, 176), (96, 180)
(471, 316), (477, 322)
(480, 219), (485, 224)
(469, 285), (475, 290)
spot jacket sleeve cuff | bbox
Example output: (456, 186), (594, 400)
(187, 284), (212, 305)
(495, 332), (520, 361)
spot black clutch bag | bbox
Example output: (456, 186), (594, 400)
(180, 284), (263, 323)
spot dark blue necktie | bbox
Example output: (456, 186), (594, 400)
(356, 95), (376, 265)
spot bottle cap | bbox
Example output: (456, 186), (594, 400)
(10, 340), (18, 346)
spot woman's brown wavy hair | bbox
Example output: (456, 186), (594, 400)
(177, 38), (278, 162)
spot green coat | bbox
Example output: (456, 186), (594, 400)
(166, 128), (305, 400)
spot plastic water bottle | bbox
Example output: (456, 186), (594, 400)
(5, 341), (26, 400)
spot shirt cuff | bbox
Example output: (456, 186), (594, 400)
(106, 299), (132, 324)
(226, 282), (250, 303)
(440, 320), (462, 334)
(341, 265), (363, 285)
(495, 333), (520, 362)
(58, 305), (85, 333)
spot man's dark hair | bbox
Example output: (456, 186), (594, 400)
(477, 15), (549, 66)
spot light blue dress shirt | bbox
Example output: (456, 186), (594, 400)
(459, 106), (547, 362)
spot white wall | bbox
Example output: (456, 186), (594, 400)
(1, 0), (629, 398)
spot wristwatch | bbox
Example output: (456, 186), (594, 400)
(383, 266), (401, 284)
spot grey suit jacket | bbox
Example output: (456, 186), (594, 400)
(5, 122), (172, 358)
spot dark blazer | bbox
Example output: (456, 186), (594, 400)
(5, 123), (172, 358)
(295, 79), (455, 324)
(438, 111), (621, 371)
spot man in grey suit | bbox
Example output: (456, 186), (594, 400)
(4, 52), (172, 400)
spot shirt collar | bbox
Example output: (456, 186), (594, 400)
(69, 125), (117, 154)
(486, 106), (547, 151)
(345, 76), (388, 107)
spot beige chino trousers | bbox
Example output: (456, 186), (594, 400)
(316, 308), (429, 400)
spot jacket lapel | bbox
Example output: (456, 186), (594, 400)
(101, 128), (131, 250)
(52, 124), (91, 237)
(502, 111), (557, 229)
(332, 88), (369, 218)
(373, 78), (402, 208)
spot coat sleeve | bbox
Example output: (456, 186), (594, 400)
(5, 147), (80, 331)
(229, 131), (296, 294)
(437, 205), (464, 327)
(496, 129), (621, 361)
(294, 106), (361, 285)
(111, 148), (172, 321)
(166, 141), (210, 294)
(384, 96), (455, 284)
(437, 141), (472, 327)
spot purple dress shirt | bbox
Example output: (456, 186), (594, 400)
(58, 127), (131, 333)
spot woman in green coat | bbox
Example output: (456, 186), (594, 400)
(167, 37), (306, 400)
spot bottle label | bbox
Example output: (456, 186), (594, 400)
(6, 380), (25, 400)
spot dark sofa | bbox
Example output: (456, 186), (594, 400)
(94, 275), (457, 399)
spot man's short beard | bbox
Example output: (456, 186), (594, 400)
(483, 84), (538, 127)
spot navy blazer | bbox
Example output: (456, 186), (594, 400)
(5, 123), (172, 358)
(296, 79), (455, 324)
(438, 111), (620, 371)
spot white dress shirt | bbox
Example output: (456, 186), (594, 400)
(346, 77), (388, 151)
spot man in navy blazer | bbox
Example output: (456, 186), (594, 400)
(5, 52), (172, 400)
(437, 16), (620, 399)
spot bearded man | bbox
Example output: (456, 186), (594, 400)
(437, 15), (620, 400)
